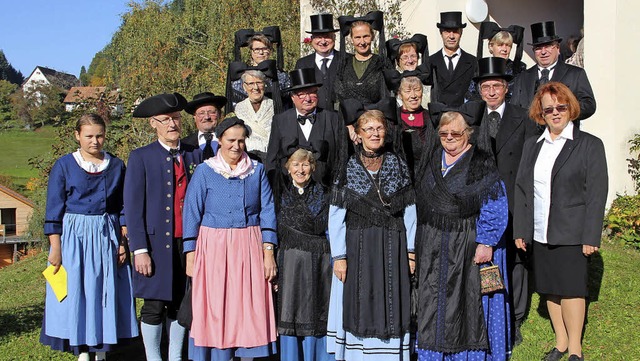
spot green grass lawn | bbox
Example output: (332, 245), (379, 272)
(0, 240), (638, 360)
(0, 127), (56, 190)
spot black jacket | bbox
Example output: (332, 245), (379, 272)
(429, 49), (477, 107)
(295, 51), (342, 110)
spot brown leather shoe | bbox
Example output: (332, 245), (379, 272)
(542, 347), (568, 361)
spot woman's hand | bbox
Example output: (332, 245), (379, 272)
(334, 259), (347, 283)
(48, 234), (62, 274)
(347, 125), (360, 144)
(515, 238), (527, 251)
(121, 226), (128, 239)
(474, 244), (493, 264)
(583, 244), (599, 256)
(185, 251), (195, 277)
(263, 247), (277, 282)
(135, 253), (153, 277)
(117, 245), (128, 266)
(408, 252), (416, 275)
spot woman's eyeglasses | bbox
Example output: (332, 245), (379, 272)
(542, 104), (569, 115)
(438, 130), (466, 139)
(251, 47), (271, 54)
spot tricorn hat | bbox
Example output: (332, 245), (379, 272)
(529, 21), (562, 46)
(472, 57), (513, 83)
(306, 14), (338, 34)
(185, 92), (227, 115)
(133, 93), (187, 118)
(284, 68), (323, 92)
(437, 12), (467, 29)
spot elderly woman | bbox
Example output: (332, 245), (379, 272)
(513, 82), (607, 361)
(228, 31), (291, 108)
(326, 108), (416, 361)
(386, 34), (431, 107)
(334, 11), (391, 107)
(182, 117), (278, 361)
(383, 69), (434, 176)
(275, 146), (334, 361)
(467, 22), (526, 102)
(414, 111), (511, 360)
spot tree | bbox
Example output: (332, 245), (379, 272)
(10, 82), (67, 129)
(0, 50), (24, 85)
(79, 66), (88, 86)
(0, 80), (17, 128)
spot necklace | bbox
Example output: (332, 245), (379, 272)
(360, 150), (382, 171)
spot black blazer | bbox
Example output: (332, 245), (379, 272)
(295, 51), (341, 110)
(513, 125), (608, 246)
(181, 132), (199, 149)
(265, 107), (343, 187)
(429, 49), (477, 106)
(510, 61), (596, 121)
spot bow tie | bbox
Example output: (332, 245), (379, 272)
(297, 114), (315, 125)
(169, 148), (180, 165)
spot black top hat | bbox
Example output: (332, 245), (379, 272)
(529, 21), (562, 46)
(185, 92), (227, 115)
(284, 68), (323, 92)
(437, 12), (467, 29)
(133, 93), (187, 118)
(306, 14), (338, 34)
(473, 57), (513, 83)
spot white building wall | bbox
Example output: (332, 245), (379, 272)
(22, 67), (51, 93)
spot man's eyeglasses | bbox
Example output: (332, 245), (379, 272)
(293, 91), (318, 100)
(152, 115), (182, 125)
(438, 130), (466, 139)
(195, 110), (220, 117)
(480, 83), (506, 92)
(251, 47), (270, 54)
(542, 104), (569, 115)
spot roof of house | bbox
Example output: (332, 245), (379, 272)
(63, 86), (120, 104)
(0, 184), (34, 208)
(23, 66), (80, 90)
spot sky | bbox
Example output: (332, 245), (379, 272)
(0, 0), (134, 78)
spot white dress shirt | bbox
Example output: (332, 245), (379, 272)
(441, 48), (462, 70)
(315, 52), (335, 70)
(197, 131), (218, 147)
(537, 60), (558, 80)
(296, 110), (316, 141)
(533, 121), (574, 244)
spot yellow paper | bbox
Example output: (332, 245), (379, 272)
(42, 265), (68, 302)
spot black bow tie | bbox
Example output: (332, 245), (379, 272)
(297, 114), (315, 125)
(169, 148), (180, 164)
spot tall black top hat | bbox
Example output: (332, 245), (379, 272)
(133, 93), (187, 118)
(306, 14), (338, 34)
(437, 12), (467, 29)
(473, 57), (513, 83)
(285, 68), (323, 92)
(529, 21), (562, 46)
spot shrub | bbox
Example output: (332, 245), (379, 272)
(628, 133), (640, 192)
(604, 194), (640, 249)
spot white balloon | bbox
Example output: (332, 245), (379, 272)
(466, 0), (489, 23)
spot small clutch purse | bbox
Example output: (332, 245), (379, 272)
(479, 262), (505, 295)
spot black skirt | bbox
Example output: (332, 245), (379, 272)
(532, 241), (588, 297)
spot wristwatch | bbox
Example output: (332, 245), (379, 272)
(263, 244), (275, 251)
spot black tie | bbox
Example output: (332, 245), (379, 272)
(169, 148), (180, 165)
(320, 58), (329, 75)
(488, 111), (501, 139)
(446, 54), (458, 75)
(297, 114), (315, 125)
(202, 132), (214, 160)
(539, 68), (550, 86)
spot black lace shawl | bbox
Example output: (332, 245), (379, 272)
(415, 145), (504, 231)
(331, 150), (415, 229)
(334, 53), (391, 105)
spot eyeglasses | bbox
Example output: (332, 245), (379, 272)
(195, 110), (220, 117)
(293, 91), (318, 99)
(361, 126), (386, 135)
(542, 104), (569, 115)
(399, 54), (418, 61)
(152, 115), (182, 125)
(244, 81), (265, 88)
(251, 47), (271, 54)
(480, 83), (506, 92)
(438, 130), (466, 139)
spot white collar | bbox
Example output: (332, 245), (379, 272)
(198, 131), (217, 141)
(296, 109), (317, 118)
(441, 48), (462, 58)
(157, 139), (181, 152)
(487, 102), (506, 118)
(315, 51), (335, 62)
(537, 120), (574, 143)
(538, 60), (558, 72)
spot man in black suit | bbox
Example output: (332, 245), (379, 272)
(429, 11), (477, 107)
(465, 57), (538, 345)
(182, 92), (227, 160)
(266, 68), (343, 187)
(510, 21), (596, 121)
(295, 13), (341, 111)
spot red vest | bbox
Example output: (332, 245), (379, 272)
(173, 159), (187, 238)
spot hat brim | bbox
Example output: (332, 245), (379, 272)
(284, 82), (324, 93)
(185, 97), (227, 115)
(437, 23), (467, 29)
(305, 29), (339, 34)
(473, 73), (514, 83)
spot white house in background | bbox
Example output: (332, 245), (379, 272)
(63, 86), (123, 115)
(22, 66), (79, 94)
(300, 0), (640, 206)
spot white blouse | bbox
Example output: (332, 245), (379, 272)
(234, 97), (274, 153)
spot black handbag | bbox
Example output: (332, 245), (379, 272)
(176, 278), (192, 329)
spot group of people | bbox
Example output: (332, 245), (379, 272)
(40, 9), (608, 361)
